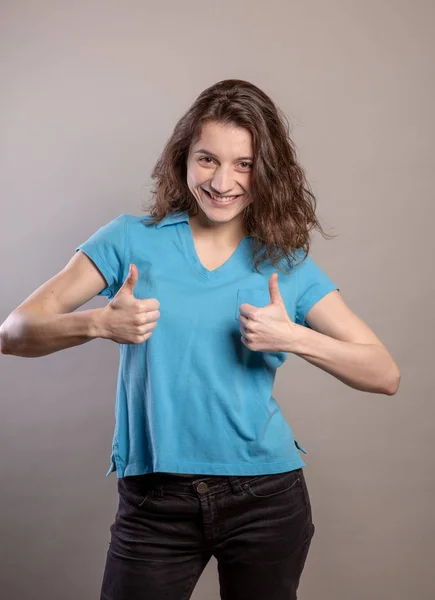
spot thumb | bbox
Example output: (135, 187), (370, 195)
(268, 272), (284, 305)
(119, 263), (138, 295)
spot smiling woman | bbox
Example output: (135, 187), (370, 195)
(0, 78), (400, 600)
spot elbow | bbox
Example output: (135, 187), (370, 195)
(382, 365), (401, 396)
(0, 313), (25, 356)
(0, 324), (10, 355)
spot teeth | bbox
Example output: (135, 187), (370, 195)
(208, 191), (238, 202)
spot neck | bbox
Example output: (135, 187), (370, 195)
(188, 211), (248, 246)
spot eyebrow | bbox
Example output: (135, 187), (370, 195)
(194, 149), (253, 161)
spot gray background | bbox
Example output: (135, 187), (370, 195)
(1, 1), (433, 599)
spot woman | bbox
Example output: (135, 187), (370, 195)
(0, 79), (400, 600)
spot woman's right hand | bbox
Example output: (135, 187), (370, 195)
(98, 264), (160, 344)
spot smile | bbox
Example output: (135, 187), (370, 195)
(201, 188), (242, 205)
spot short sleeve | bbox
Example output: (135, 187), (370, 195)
(294, 252), (339, 328)
(75, 214), (128, 300)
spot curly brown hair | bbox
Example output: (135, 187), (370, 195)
(142, 79), (336, 274)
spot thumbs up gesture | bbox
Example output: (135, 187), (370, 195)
(238, 272), (299, 352)
(99, 264), (160, 344)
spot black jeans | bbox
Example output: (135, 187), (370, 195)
(100, 468), (315, 600)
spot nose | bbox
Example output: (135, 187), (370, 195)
(210, 165), (235, 196)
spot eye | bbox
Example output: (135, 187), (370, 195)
(198, 157), (253, 170)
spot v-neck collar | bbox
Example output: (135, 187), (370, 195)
(155, 210), (253, 282)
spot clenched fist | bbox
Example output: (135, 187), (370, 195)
(97, 264), (160, 344)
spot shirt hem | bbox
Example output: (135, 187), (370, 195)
(109, 457), (307, 478)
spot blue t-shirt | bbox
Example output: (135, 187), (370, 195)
(75, 210), (339, 478)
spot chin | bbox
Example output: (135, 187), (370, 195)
(201, 202), (246, 220)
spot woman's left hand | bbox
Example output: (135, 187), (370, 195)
(238, 273), (300, 352)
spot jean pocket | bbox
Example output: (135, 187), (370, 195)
(235, 287), (272, 321)
(118, 475), (150, 507)
(244, 469), (302, 499)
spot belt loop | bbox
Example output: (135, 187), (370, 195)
(229, 476), (244, 495)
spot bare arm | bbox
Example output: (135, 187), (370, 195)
(0, 308), (101, 358)
(286, 290), (401, 395)
(1, 256), (159, 358)
(0, 250), (107, 357)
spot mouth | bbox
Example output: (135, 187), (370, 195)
(201, 188), (243, 206)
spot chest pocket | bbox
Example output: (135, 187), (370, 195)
(235, 287), (289, 370)
(235, 287), (271, 321)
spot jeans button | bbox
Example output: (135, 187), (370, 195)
(196, 482), (208, 493)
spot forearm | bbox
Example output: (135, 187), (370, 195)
(0, 308), (102, 358)
(287, 325), (400, 395)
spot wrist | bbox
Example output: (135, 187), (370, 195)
(89, 308), (107, 340)
(285, 322), (308, 354)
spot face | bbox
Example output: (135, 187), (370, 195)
(186, 121), (254, 230)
